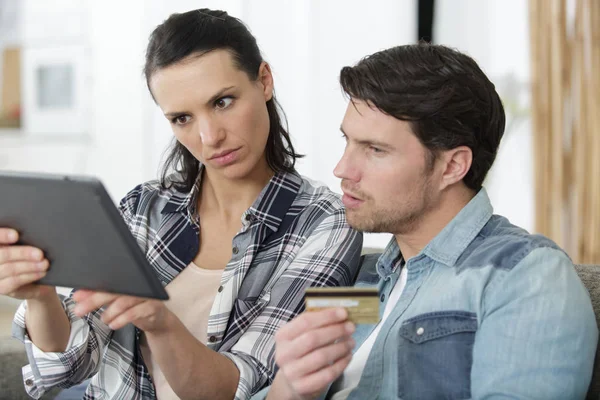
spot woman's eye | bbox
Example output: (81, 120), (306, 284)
(172, 115), (191, 125)
(215, 97), (233, 110)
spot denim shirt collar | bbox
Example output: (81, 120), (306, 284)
(376, 238), (403, 278)
(375, 188), (493, 278)
(422, 188), (493, 267)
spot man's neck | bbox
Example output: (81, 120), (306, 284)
(394, 186), (476, 261)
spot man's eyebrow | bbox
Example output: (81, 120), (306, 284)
(339, 126), (393, 149)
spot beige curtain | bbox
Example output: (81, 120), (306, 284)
(529, 0), (600, 264)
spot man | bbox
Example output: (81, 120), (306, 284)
(254, 44), (598, 399)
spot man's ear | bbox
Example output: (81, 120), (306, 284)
(438, 146), (472, 190)
(258, 62), (274, 102)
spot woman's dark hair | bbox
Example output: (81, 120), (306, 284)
(339, 43), (506, 191)
(144, 9), (301, 191)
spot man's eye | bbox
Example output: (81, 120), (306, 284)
(215, 97), (234, 109)
(370, 146), (383, 153)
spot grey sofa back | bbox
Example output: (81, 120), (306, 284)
(575, 264), (600, 400)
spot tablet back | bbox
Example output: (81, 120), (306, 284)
(0, 171), (168, 300)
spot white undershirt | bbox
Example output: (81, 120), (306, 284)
(329, 265), (407, 400)
(139, 262), (224, 400)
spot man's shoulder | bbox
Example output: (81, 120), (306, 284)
(456, 214), (566, 272)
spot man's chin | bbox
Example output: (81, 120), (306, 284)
(346, 214), (381, 233)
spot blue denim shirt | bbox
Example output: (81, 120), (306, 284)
(253, 189), (598, 399)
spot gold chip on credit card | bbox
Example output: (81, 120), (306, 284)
(304, 287), (380, 324)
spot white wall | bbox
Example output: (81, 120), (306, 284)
(2, 0), (535, 248)
(436, 0), (534, 233)
(145, 0), (417, 248)
(85, 0), (151, 201)
(145, 0), (534, 248)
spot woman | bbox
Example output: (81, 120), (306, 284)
(0, 9), (362, 400)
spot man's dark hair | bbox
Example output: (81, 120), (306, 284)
(340, 43), (506, 190)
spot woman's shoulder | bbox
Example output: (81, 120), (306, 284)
(119, 172), (186, 216)
(295, 174), (344, 216)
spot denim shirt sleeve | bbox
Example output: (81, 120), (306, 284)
(471, 247), (598, 399)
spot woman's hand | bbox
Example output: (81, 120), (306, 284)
(0, 228), (55, 300)
(73, 290), (172, 332)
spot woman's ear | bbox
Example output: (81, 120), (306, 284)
(258, 62), (274, 101)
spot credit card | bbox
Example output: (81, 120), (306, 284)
(304, 287), (380, 324)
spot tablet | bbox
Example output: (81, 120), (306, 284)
(0, 171), (168, 300)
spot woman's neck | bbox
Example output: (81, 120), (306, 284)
(198, 161), (275, 222)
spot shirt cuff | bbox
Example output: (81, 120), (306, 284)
(221, 351), (271, 400)
(11, 297), (91, 397)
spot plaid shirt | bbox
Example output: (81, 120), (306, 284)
(13, 169), (362, 399)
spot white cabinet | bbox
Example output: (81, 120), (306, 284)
(20, 0), (92, 138)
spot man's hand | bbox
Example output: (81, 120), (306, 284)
(269, 308), (355, 400)
(73, 290), (172, 332)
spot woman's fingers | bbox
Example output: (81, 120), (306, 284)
(73, 291), (119, 317)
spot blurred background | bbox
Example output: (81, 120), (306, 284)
(0, 0), (597, 262)
(1, 2), (599, 393)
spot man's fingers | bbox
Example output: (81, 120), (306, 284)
(276, 308), (349, 342)
(0, 260), (49, 280)
(281, 337), (355, 379)
(276, 322), (355, 364)
(0, 229), (19, 245)
(289, 354), (353, 397)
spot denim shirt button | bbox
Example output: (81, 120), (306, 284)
(416, 327), (425, 335)
(380, 293), (386, 302)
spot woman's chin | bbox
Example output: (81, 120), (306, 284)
(206, 161), (250, 180)
(205, 154), (272, 182)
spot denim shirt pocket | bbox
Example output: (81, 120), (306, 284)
(397, 311), (477, 400)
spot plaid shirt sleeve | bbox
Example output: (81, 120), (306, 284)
(220, 209), (363, 399)
(12, 297), (112, 398)
(10, 195), (139, 399)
